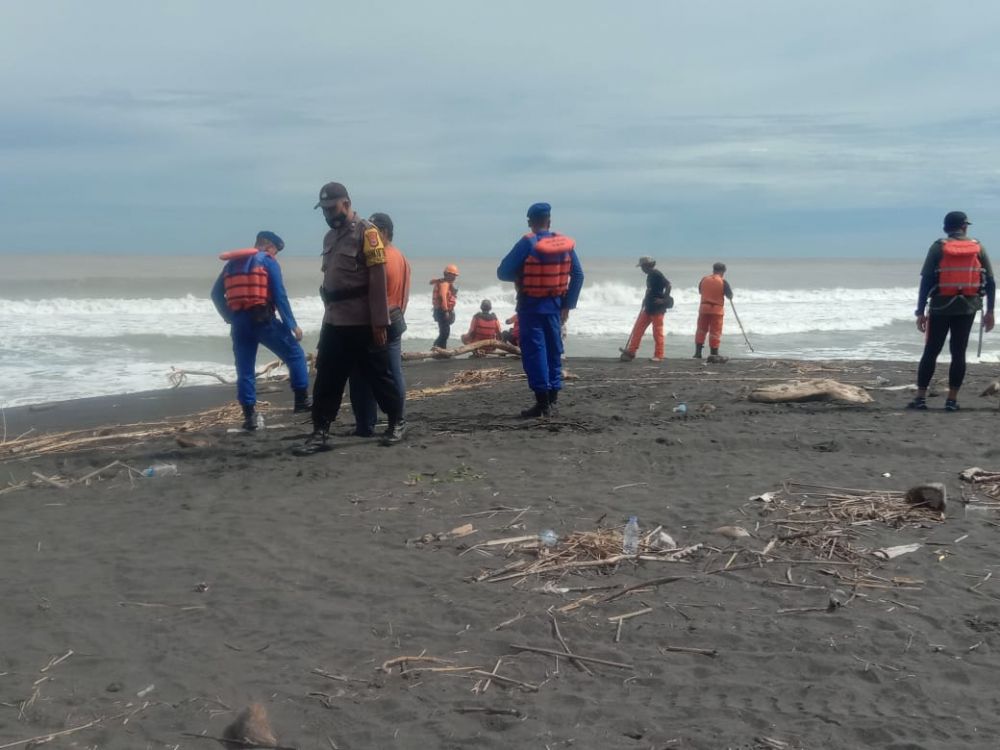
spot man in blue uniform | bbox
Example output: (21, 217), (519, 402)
(497, 202), (584, 417)
(211, 231), (311, 430)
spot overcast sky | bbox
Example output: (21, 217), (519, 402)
(3, 0), (1000, 258)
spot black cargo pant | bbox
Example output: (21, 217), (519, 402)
(312, 324), (402, 430)
(433, 308), (451, 348)
(917, 313), (976, 389)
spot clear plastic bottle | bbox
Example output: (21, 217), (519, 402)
(538, 529), (559, 548)
(142, 463), (178, 478)
(622, 516), (640, 555)
(672, 403), (688, 415)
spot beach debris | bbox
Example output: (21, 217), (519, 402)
(828, 589), (850, 610)
(194, 582), (210, 593)
(510, 643), (633, 670)
(672, 403), (688, 415)
(881, 472), (892, 478)
(873, 543), (922, 561)
(658, 530), (677, 548)
(697, 402), (717, 414)
(904, 483), (947, 512)
(402, 339), (521, 361)
(960, 466), (1000, 484)
(659, 644), (718, 658)
(136, 684), (155, 698)
(713, 525), (752, 540)
(176, 434), (213, 449)
(207, 704), (281, 750)
(407, 523), (477, 546)
(980, 380), (1000, 407)
(705, 354), (729, 364)
(142, 462), (178, 478)
(472, 526), (704, 583)
(750, 491), (778, 503)
(747, 378), (874, 404)
(537, 529), (559, 548)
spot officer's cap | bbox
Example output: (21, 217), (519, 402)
(526, 202), (551, 220)
(255, 230), (284, 252)
(315, 182), (350, 209)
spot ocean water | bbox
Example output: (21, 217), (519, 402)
(1, 255), (993, 407)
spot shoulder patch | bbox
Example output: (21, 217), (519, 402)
(363, 228), (386, 267)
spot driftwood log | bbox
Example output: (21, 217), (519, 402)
(748, 378), (873, 405)
(402, 339), (521, 361)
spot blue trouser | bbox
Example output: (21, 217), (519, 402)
(349, 337), (405, 434)
(519, 310), (563, 393)
(231, 314), (309, 406)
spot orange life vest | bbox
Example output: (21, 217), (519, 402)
(936, 239), (983, 297)
(698, 274), (726, 315)
(519, 233), (575, 298)
(469, 313), (501, 342)
(431, 279), (456, 311)
(222, 249), (270, 312)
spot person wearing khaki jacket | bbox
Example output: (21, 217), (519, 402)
(295, 182), (406, 454)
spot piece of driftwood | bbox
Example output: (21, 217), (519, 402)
(748, 379), (874, 404)
(402, 339), (521, 361)
(510, 644), (633, 670)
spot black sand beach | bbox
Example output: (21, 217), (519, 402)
(3, 356), (1000, 749)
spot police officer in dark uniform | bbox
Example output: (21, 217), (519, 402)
(295, 182), (406, 454)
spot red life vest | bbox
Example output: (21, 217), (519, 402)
(222, 249), (270, 312)
(698, 274), (726, 315)
(431, 279), (457, 311)
(936, 239), (983, 297)
(519, 233), (575, 298)
(469, 313), (501, 342)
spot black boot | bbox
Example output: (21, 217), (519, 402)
(241, 403), (258, 431)
(547, 389), (560, 416)
(520, 391), (551, 418)
(293, 388), (312, 413)
(710, 347), (720, 356)
(693, 344), (703, 359)
(293, 421), (332, 455)
(382, 419), (408, 445)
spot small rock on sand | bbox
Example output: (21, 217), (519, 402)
(223, 703), (277, 749)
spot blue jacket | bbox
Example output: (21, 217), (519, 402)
(497, 231), (584, 315)
(211, 252), (298, 329)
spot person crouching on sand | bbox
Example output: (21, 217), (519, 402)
(461, 299), (503, 355)
(694, 262), (734, 361)
(620, 256), (672, 363)
(909, 210), (995, 411)
(211, 231), (311, 431)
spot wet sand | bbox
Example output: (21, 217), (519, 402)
(2, 356), (1000, 749)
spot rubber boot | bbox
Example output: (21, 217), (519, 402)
(547, 389), (560, 416)
(293, 388), (312, 413)
(241, 403), (258, 431)
(710, 347), (720, 356)
(693, 344), (703, 359)
(520, 391), (551, 418)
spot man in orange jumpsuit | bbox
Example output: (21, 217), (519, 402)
(620, 256), (671, 362)
(694, 262), (734, 359)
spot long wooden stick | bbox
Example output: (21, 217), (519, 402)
(549, 612), (592, 675)
(469, 670), (539, 692)
(660, 644), (718, 657)
(180, 733), (299, 750)
(600, 576), (689, 603)
(509, 644), (633, 670)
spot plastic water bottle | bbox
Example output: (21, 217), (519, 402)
(254, 412), (266, 431)
(672, 403), (688, 415)
(622, 516), (640, 555)
(538, 529), (559, 548)
(142, 463), (178, 478)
